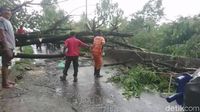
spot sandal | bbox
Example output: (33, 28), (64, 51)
(2, 83), (15, 89)
(8, 80), (15, 85)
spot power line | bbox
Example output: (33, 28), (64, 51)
(28, 0), (70, 6)
(68, 4), (96, 15)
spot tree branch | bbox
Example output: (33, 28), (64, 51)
(11, 0), (33, 14)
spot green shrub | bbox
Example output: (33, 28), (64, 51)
(23, 46), (33, 54)
(110, 65), (173, 98)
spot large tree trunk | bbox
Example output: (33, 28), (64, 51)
(15, 53), (64, 59)
(15, 31), (133, 46)
(15, 31), (133, 40)
(105, 49), (200, 73)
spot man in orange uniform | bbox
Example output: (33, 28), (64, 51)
(91, 31), (105, 78)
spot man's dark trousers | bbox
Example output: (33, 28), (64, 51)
(63, 56), (79, 77)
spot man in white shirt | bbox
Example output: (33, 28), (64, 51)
(0, 7), (16, 88)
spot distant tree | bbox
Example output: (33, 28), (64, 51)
(125, 0), (164, 50)
(0, 0), (42, 31)
(87, 0), (124, 32)
(158, 15), (200, 57)
(39, 0), (70, 33)
(72, 13), (87, 32)
(140, 0), (164, 25)
(127, 0), (164, 33)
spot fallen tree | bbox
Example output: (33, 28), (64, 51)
(15, 31), (133, 40)
(15, 31), (133, 47)
(15, 53), (64, 59)
(103, 59), (197, 73)
(105, 49), (200, 74)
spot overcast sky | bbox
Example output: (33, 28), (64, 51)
(25, 0), (200, 21)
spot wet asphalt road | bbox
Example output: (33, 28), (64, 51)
(0, 58), (178, 112)
(0, 46), (178, 112)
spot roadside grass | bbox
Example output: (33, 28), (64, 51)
(22, 45), (34, 54)
(12, 45), (34, 81)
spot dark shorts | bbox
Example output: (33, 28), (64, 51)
(0, 48), (13, 67)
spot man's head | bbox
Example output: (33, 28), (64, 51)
(0, 7), (12, 20)
(20, 25), (24, 29)
(95, 30), (102, 36)
(70, 31), (76, 36)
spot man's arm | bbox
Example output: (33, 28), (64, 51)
(0, 29), (13, 59)
(63, 46), (67, 54)
(0, 19), (8, 50)
(0, 29), (8, 50)
(80, 40), (89, 48)
(63, 40), (68, 55)
(102, 37), (105, 45)
(101, 37), (105, 51)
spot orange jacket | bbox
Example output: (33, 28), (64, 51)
(91, 36), (105, 54)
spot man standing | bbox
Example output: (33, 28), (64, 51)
(0, 7), (16, 88)
(60, 32), (89, 82)
(91, 30), (105, 78)
(17, 25), (26, 34)
(16, 25), (26, 52)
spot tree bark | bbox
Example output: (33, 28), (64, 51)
(15, 31), (133, 47)
(103, 58), (197, 73)
(14, 53), (64, 59)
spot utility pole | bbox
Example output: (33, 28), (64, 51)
(86, 0), (88, 21)
(85, 0), (88, 31)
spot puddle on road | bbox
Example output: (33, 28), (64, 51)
(55, 87), (62, 96)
